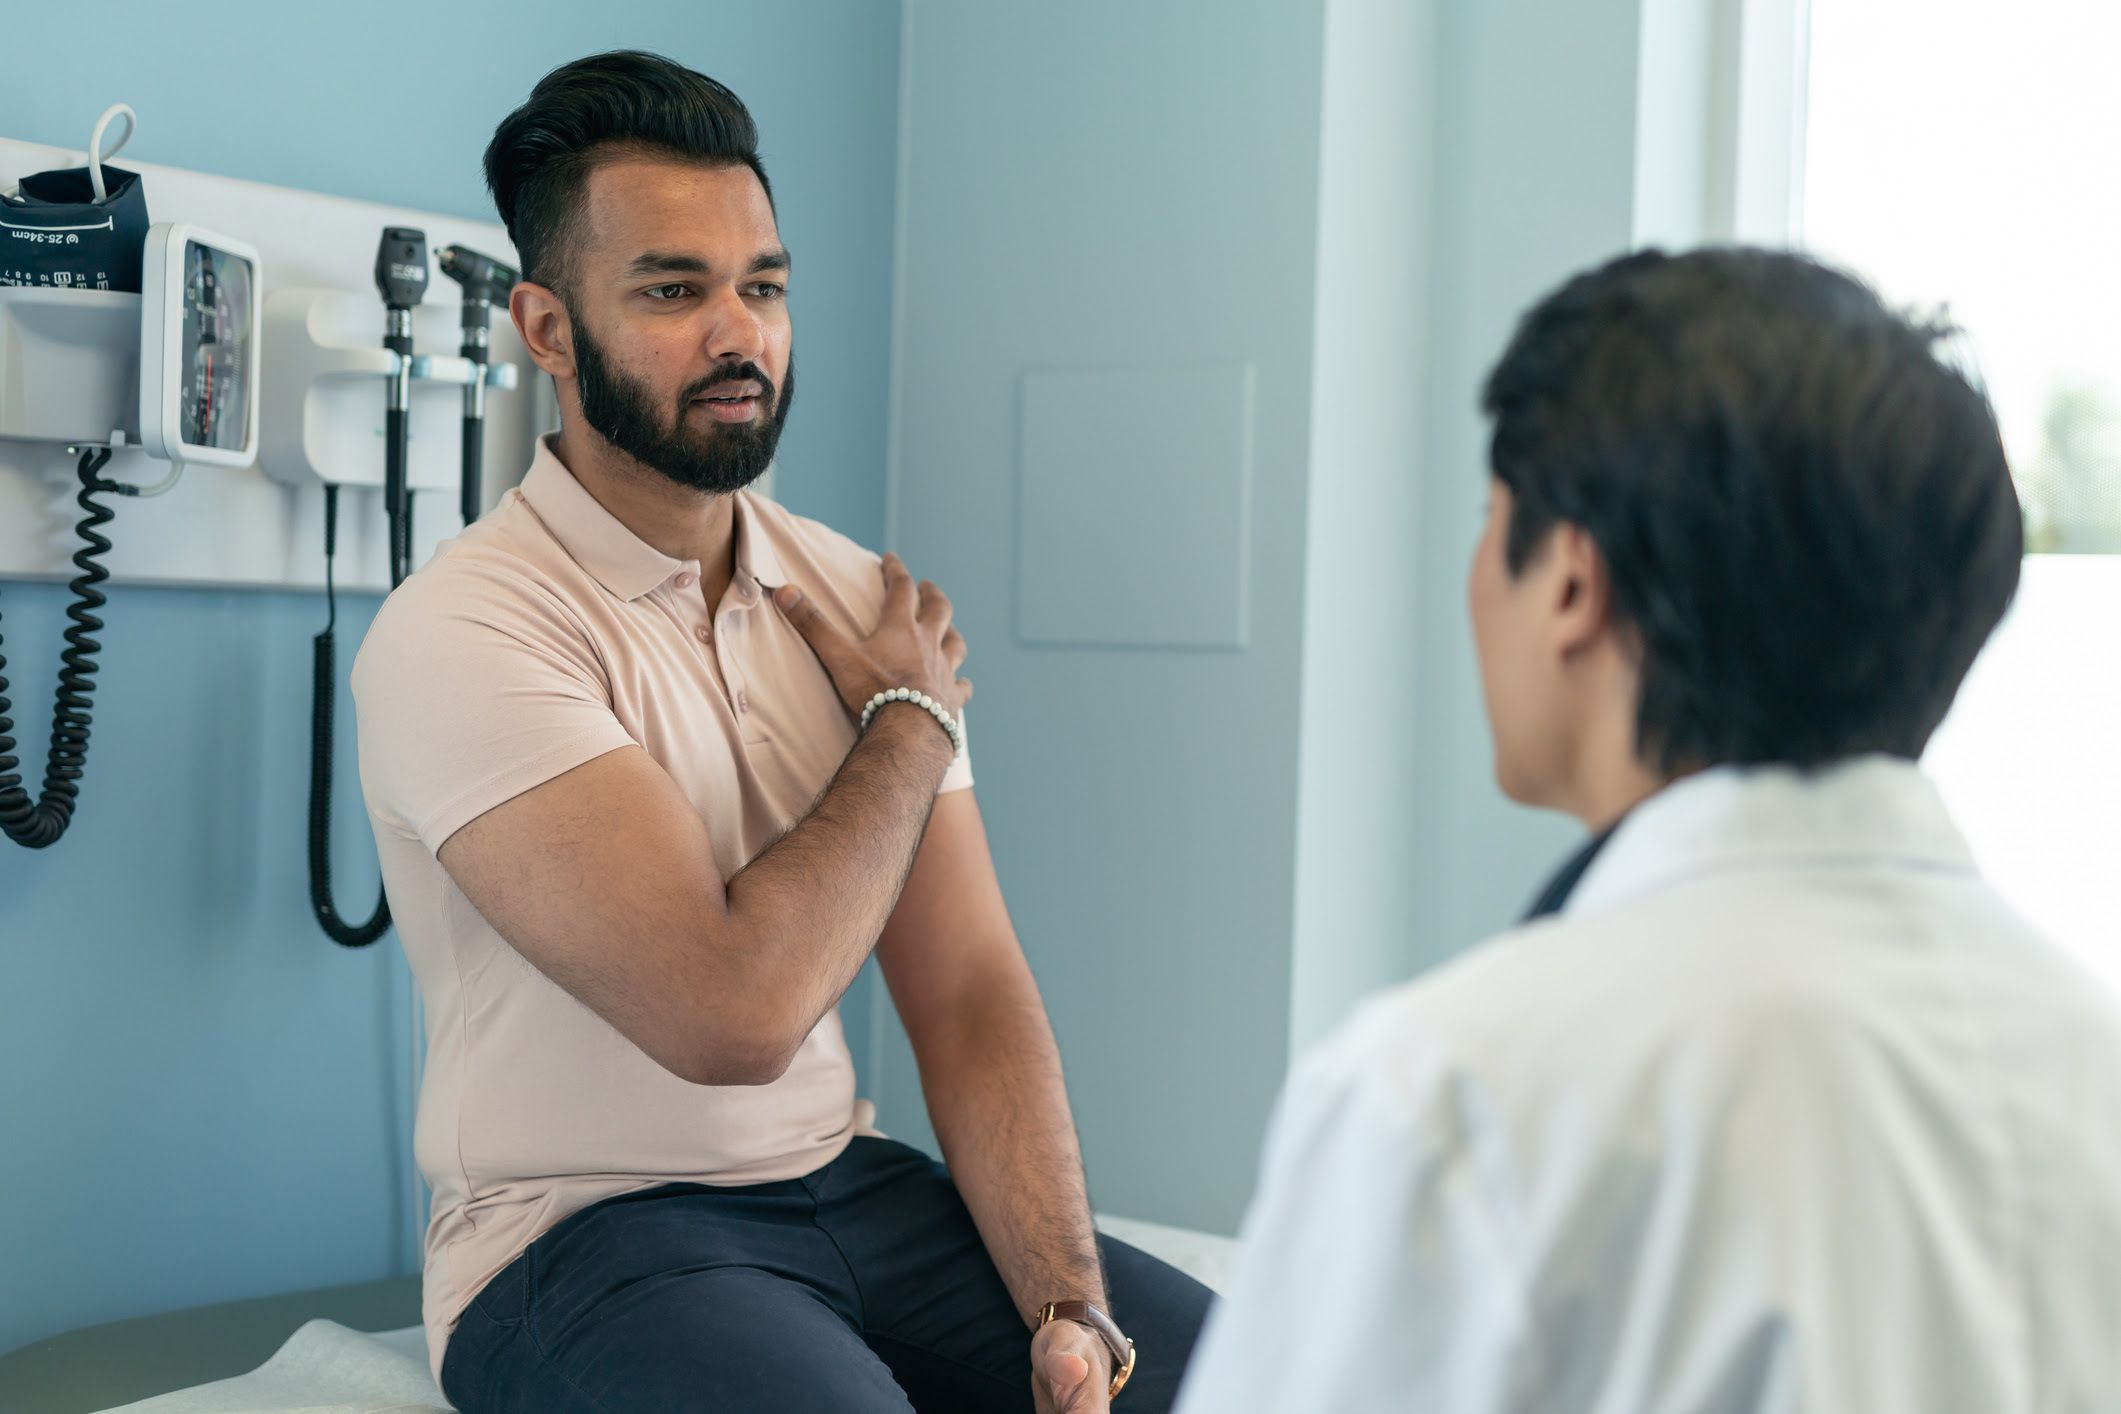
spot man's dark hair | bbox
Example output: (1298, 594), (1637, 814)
(484, 51), (772, 290)
(1482, 247), (2022, 773)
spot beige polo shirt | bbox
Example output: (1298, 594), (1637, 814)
(352, 436), (971, 1376)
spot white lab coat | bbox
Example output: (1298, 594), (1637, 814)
(1177, 757), (2121, 1413)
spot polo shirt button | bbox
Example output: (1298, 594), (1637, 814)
(738, 693), (750, 712)
(695, 626), (713, 644)
(674, 572), (697, 589)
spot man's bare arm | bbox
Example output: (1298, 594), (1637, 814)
(438, 553), (968, 1087)
(880, 789), (1115, 1413)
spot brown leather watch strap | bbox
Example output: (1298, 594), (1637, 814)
(1037, 1300), (1138, 1399)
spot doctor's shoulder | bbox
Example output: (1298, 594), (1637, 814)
(1299, 892), (1763, 1118)
(1279, 920), (1589, 1125)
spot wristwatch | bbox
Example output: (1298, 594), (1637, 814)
(1036, 1300), (1137, 1399)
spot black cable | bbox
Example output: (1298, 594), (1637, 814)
(399, 477), (414, 584)
(0, 448), (120, 849)
(384, 407), (407, 583)
(308, 484), (391, 946)
(460, 417), (483, 530)
(383, 307), (414, 587)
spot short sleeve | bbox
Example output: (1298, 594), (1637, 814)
(352, 573), (637, 854)
(1174, 1004), (1530, 1413)
(939, 708), (974, 795)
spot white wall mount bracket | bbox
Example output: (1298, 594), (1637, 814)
(260, 286), (521, 490)
(0, 287), (143, 447)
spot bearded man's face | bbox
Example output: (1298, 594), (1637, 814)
(554, 157), (795, 494)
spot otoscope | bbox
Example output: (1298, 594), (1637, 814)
(303, 228), (428, 949)
(374, 227), (429, 583)
(438, 244), (519, 528)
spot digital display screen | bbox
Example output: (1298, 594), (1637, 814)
(179, 239), (253, 451)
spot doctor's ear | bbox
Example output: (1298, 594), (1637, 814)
(1548, 522), (1619, 656)
(511, 282), (577, 380)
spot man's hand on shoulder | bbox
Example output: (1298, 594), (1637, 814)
(775, 551), (971, 725)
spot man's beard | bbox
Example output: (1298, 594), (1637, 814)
(570, 307), (794, 496)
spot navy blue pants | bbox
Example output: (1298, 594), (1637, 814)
(441, 1137), (1215, 1412)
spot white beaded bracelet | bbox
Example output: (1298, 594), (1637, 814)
(860, 688), (967, 759)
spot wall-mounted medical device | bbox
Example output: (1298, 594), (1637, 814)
(137, 223), (262, 467)
(0, 228), (259, 455)
(0, 105), (261, 849)
(4, 127), (533, 947)
(376, 226), (425, 587)
(438, 243), (520, 530)
(0, 216), (258, 850)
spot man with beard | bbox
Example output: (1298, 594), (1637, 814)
(351, 52), (1209, 1414)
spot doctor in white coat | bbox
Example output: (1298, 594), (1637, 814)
(1177, 248), (2121, 1413)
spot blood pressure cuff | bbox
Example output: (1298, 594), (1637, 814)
(0, 164), (149, 292)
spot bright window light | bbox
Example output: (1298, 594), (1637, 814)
(1805, 0), (2121, 995)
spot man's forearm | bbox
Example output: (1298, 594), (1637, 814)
(721, 705), (955, 1060)
(913, 960), (1107, 1322)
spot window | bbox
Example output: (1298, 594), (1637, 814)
(1805, 0), (2121, 994)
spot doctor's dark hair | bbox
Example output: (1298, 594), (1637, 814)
(1481, 247), (2022, 773)
(484, 51), (773, 291)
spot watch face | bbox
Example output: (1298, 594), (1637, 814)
(179, 239), (253, 451)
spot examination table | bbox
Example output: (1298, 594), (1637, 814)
(0, 1216), (1236, 1413)
(0, 1275), (423, 1413)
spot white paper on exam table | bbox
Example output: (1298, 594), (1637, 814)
(101, 1320), (446, 1413)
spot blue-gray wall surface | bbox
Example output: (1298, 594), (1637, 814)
(1404, 0), (1638, 971)
(880, 0), (1331, 1235)
(0, 0), (902, 1355)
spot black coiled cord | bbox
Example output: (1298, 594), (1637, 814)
(0, 448), (120, 849)
(309, 484), (392, 946)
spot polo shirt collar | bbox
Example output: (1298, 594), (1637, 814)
(1564, 754), (1975, 920)
(731, 480), (787, 590)
(519, 435), (783, 602)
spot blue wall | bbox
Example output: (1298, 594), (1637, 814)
(879, 0), (1330, 1234)
(0, 0), (902, 1355)
(1402, 0), (1637, 972)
